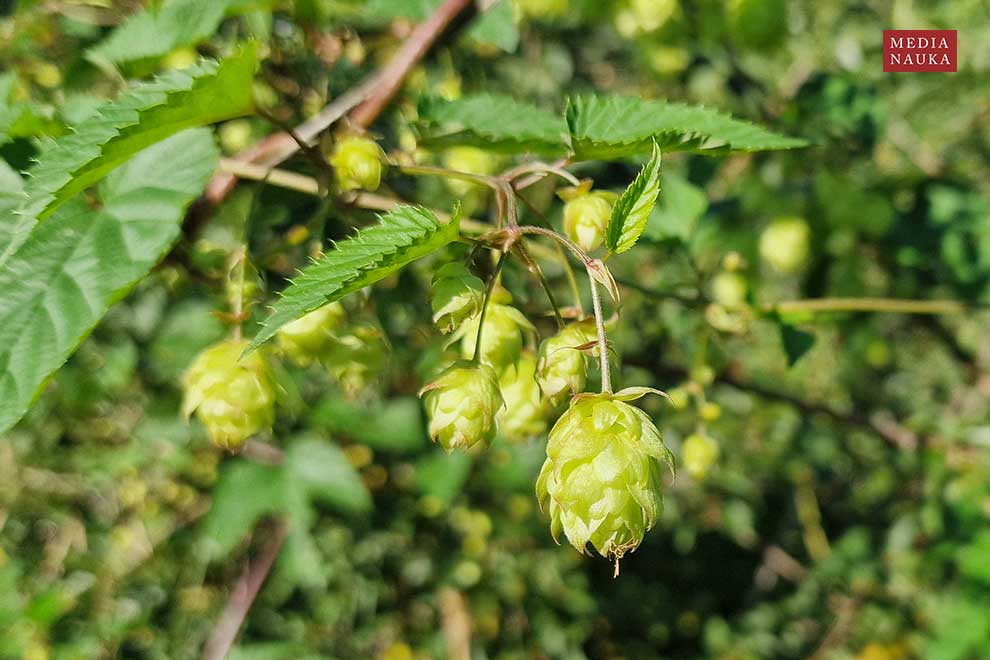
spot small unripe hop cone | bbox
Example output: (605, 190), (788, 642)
(497, 350), (550, 442)
(181, 339), (276, 451)
(421, 361), (504, 452)
(458, 303), (534, 371)
(537, 320), (597, 410)
(561, 186), (617, 253)
(430, 263), (485, 335)
(330, 135), (385, 192)
(276, 302), (346, 366)
(536, 389), (674, 573)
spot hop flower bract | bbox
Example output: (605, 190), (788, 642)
(276, 302), (346, 366)
(563, 191), (614, 252)
(497, 350), (549, 442)
(181, 339), (276, 451)
(431, 263), (485, 334)
(421, 361), (504, 452)
(459, 303), (534, 370)
(536, 391), (673, 561)
(537, 320), (597, 409)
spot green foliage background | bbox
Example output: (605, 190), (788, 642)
(2, 0), (989, 658)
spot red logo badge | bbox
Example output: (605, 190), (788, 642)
(883, 30), (957, 72)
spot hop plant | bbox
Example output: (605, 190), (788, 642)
(562, 190), (615, 252)
(459, 303), (534, 370)
(682, 433), (720, 480)
(181, 339), (276, 451)
(276, 302), (346, 366)
(536, 389), (673, 562)
(497, 350), (549, 442)
(324, 321), (389, 396)
(431, 262), (485, 334)
(421, 361), (504, 452)
(537, 320), (597, 409)
(442, 146), (499, 196)
(331, 135), (385, 192)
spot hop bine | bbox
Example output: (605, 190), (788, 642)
(181, 339), (276, 451)
(421, 361), (504, 452)
(536, 389), (674, 570)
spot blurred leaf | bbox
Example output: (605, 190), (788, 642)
(778, 322), (816, 367)
(815, 171), (894, 237)
(200, 459), (285, 558)
(284, 436), (372, 515)
(148, 300), (227, 383)
(416, 449), (472, 504)
(605, 140), (662, 254)
(249, 206), (460, 352)
(417, 94), (567, 154)
(310, 395), (427, 453)
(956, 531), (990, 586)
(644, 171), (708, 242)
(468, 0), (519, 52)
(87, 0), (238, 66)
(566, 94), (808, 160)
(0, 129), (218, 435)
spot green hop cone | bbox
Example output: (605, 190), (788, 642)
(563, 191), (615, 252)
(331, 135), (385, 192)
(498, 350), (549, 442)
(431, 263), (485, 334)
(759, 216), (810, 274)
(537, 320), (597, 409)
(181, 339), (276, 451)
(682, 433), (719, 480)
(459, 303), (534, 370)
(536, 389), (673, 561)
(277, 302), (346, 366)
(324, 321), (389, 396)
(421, 361), (504, 452)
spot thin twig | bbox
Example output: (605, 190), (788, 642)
(765, 297), (967, 315)
(201, 520), (288, 660)
(515, 240), (564, 328)
(472, 251), (509, 364)
(589, 275), (612, 393)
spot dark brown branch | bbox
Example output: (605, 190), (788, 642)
(201, 519), (288, 660)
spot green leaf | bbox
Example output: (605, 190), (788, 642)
(566, 94), (808, 160)
(779, 322), (816, 367)
(417, 94), (567, 155)
(416, 449), (473, 504)
(310, 395), (427, 453)
(365, 0), (441, 21)
(644, 171), (708, 242)
(605, 140), (662, 254)
(248, 205), (460, 352)
(86, 0), (260, 66)
(1, 45), (256, 264)
(200, 458), (285, 558)
(284, 437), (372, 515)
(0, 129), (218, 435)
(468, 0), (519, 52)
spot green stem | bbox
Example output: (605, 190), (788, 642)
(515, 239), (564, 328)
(588, 274), (612, 394)
(397, 163), (518, 226)
(472, 250), (508, 364)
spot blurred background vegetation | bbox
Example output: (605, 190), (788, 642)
(2, 0), (990, 658)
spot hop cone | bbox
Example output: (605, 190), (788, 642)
(459, 303), (534, 370)
(563, 191), (614, 252)
(682, 433), (720, 480)
(431, 263), (484, 334)
(421, 361), (504, 452)
(536, 391), (673, 560)
(537, 320), (597, 409)
(181, 339), (276, 451)
(498, 350), (549, 442)
(331, 136), (384, 192)
(324, 321), (389, 396)
(276, 302), (346, 366)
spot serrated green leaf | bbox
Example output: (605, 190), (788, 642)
(417, 94), (567, 155)
(310, 395), (427, 453)
(0, 129), (218, 435)
(567, 94), (808, 160)
(86, 0), (261, 66)
(249, 205), (460, 352)
(605, 140), (662, 254)
(0, 46), (256, 266)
